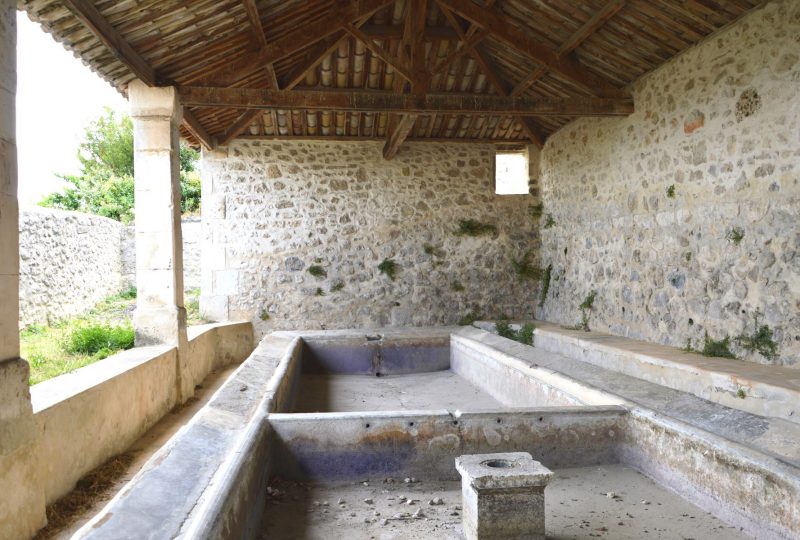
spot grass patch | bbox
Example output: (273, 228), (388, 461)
(308, 265), (327, 278)
(538, 263), (552, 307)
(511, 251), (542, 281)
(65, 324), (134, 359)
(23, 287), (206, 385)
(701, 331), (736, 359)
(456, 219), (497, 237)
(543, 214), (556, 229)
(666, 184), (676, 198)
(315, 287), (326, 297)
(495, 320), (535, 346)
(378, 258), (399, 281)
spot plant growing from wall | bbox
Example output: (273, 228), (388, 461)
(456, 219), (497, 237)
(701, 331), (736, 359)
(538, 264), (552, 307)
(511, 251), (542, 281)
(423, 243), (445, 258)
(543, 214), (556, 229)
(529, 203), (544, 219)
(315, 287), (326, 296)
(577, 290), (597, 331)
(259, 310), (270, 321)
(737, 388), (746, 399)
(378, 258), (399, 281)
(330, 281), (345, 293)
(726, 227), (745, 245)
(735, 310), (778, 361)
(495, 320), (535, 346)
(451, 281), (465, 292)
(458, 308), (482, 326)
(307, 265), (327, 279)
(666, 184), (676, 198)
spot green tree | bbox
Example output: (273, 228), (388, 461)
(40, 108), (200, 222)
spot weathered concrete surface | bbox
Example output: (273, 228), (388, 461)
(269, 407), (626, 481)
(200, 141), (539, 336)
(530, 321), (800, 425)
(293, 371), (501, 412)
(537, 0), (800, 368)
(30, 321), (252, 507)
(0, 2), (47, 537)
(460, 326), (800, 538)
(259, 466), (746, 539)
(74, 332), (292, 539)
(456, 452), (552, 540)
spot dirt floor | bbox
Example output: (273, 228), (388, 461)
(38, 366), (237, 540)
(293, 371), (503, 412)
(260, 464), (749, 539)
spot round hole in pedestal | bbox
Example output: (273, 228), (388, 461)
(482, 459), (515, 469)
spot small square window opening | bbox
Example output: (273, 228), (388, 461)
(495, 151), (529, 195)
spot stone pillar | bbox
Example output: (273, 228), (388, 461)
(129, 80), (190, 401)
(0, 3), (47, 537)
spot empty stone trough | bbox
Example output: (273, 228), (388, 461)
(77, 327), (800, 539)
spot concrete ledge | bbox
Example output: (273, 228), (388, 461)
(31, 321), (254, 507)
(269, 407), (628, 481)
(75, 332), (296, 539)
(478, 320), (800, 425)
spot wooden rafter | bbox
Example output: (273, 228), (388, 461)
(61, 0), (218, 149)
(437, 2), (544, 147)
(182, 109), (217, 150)
(281, 33), (347, 90)
(383, 0), (428, 159)
(179, 87), (634, 116)
(344, 24), (416, 84)
(436, 0), (626, 98)
(512, 0), (627, 97)
(241, 0), (280, 89)
(219, 110), (262, 146)
(61, 0), (157, 86)
(202, 0), (395, 88)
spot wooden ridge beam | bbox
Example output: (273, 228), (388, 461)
(512, 0), (626, 97)
(178, 87), (634, 116)
(61, 0), (157, 86)
(436, 0), (626, 98)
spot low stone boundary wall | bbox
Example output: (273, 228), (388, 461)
(29, 321), (253, 506)
(19, 207), (202, 327)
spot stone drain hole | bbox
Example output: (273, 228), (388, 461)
(482, 459), (515, 469)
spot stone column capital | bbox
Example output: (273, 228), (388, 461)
(128, 79), (181, 121)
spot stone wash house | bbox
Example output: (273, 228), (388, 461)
(2, 1), (800, 539)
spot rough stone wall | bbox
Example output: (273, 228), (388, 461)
(201, 141), (538, 337)
(120, 218), (200, 290)
(18, 207), (125, 327)
(538, 0), (800, 367)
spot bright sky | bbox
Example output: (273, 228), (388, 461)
(16, 11), (127, 206)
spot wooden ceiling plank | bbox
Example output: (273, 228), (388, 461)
(178, 86), (634, 117)
(61, 0), (157, 85)
(511, 1), (626, 98)
(436, 0), (626, 99)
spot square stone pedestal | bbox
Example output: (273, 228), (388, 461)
(455, 452), (553, 540)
